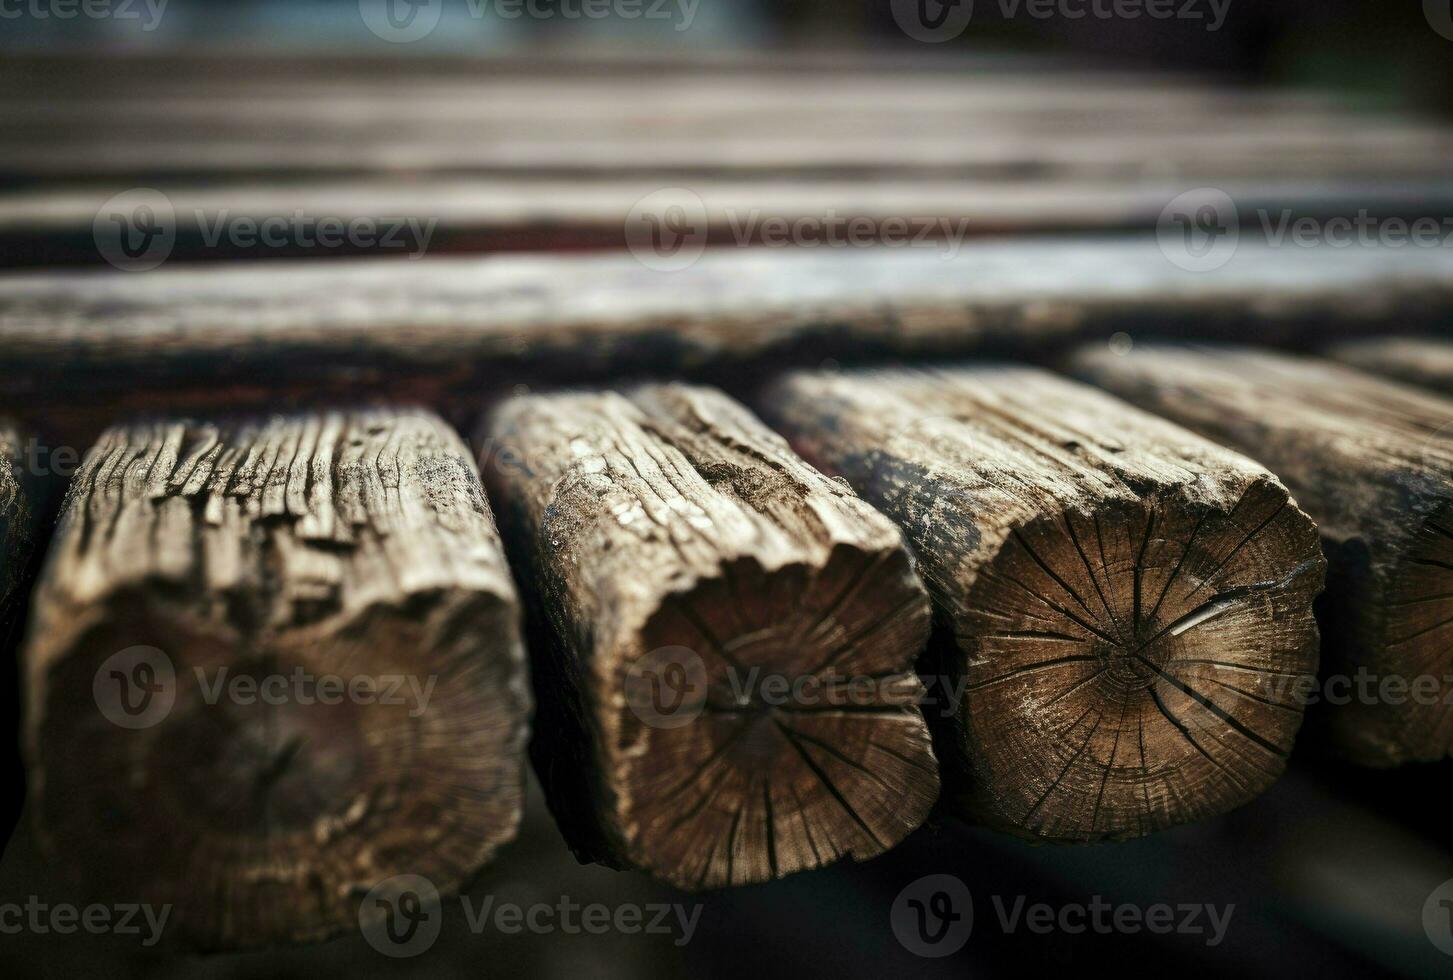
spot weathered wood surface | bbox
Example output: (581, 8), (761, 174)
(25, 407), (530, 949)
(1325, 336), (1453, 396)
(757, 366), (1324, 842)
(1070, 345), (1453, 767)
(6, 176), (1450, 268)
(480, 383), (937, 889)
(4, 238), (1452, 444)
(1, 421), (40, 858)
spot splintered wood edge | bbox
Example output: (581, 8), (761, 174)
(25, 410), (530, 950)
(954, 479), (1324, 841)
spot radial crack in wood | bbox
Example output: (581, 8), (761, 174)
(24, 408), (529, 950)
(1071, 344), (1453, 767)
(757, 365), (1324, 842)
(479, 383), (937, 889)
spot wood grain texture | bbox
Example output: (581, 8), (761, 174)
(1070, 345), (1453, 767)
(24, 407), (530, 950)
(4, 238), (1452, 444)
(758, 366), (1324, 842)
(1, 421), (40, 858)
(480, 383), (937, 889)
(6, 176), (1450, 269)
(1326, 337), (1453, 396)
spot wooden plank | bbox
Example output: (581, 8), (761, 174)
(1324, 336), (1453, 396)
(3, 238), (1452, 443)
(7, 176), (1449, 268)
(1069, 345), (1453, 767)
(756, 365), (1324, 842)
(5, 125), (1447, 181)
(24, 407), (530, 950)
(479, 383), (937, 888)
(1, 421), (41, 860)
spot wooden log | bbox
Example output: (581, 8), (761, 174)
(5, 238), (1453, 444)
(756, 366), (1324, 842)
(1069, 345), (1453, 767)
(24, 407), (530, 949)
(479, 383), (938, 889)
(1325, 336), (1453, 396)
(1, 421), (41, 857)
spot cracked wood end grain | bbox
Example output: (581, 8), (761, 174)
(1071, 345), (1453, 767)
(24, 407), (530, 950)
(479, 383), (937, 890)
(2, 421), (40, 856)
(758, 366), (1324, 843)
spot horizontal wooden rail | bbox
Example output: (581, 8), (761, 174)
(1325, 336), (1453, 396)
(480, 383), (937, 889)
(1070, 345), (1453, 767)
(3, 238), (1452, 442)
(25, 407), (530, 950)
(757, 365), (1323, 841)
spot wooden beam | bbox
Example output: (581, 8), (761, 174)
(1070, 345), (1453, 767)
(6, 176), (1449, 268)
(24, 408), (529, 950)
(756, 365), (1324, 841)
(4, 238), (1451, 443)
(479, 383), (937, 889)
(1324, 336), (1453, 396)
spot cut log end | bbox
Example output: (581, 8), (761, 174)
(34, 586), (527, 949)
(954, 482), (1323, 842)
(1327, 499), (1453, 766)
(26, 409), (529, 950)
(609, 546), (938, 890)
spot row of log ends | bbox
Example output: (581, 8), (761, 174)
(35, 351), (1453, 949)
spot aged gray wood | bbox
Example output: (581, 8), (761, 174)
(1070, 345), (1453, 767)
(4, 238), (1452, 444)
(24, 407), (530, 949)
(1, 421), (40, 857)
(757, 366), (1324, 842)
(480, 383), (937, 889)
(1325, 337), (1453, 396)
